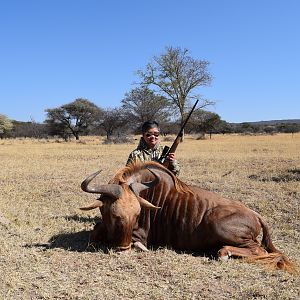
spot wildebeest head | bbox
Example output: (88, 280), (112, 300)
(80, 169), (160, 250)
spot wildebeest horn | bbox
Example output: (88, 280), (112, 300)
(79, 199), (103, 211)
(138, 196), (160, 210)
(129, 168), (160, 195)
(81, 170), (123, 199)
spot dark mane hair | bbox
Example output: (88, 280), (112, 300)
(112, 161), (193, 194)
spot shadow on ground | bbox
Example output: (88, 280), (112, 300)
(23, 215), (219, 259)
(55, 214), (101, 223)
(23, 230), (92, 252)
(23, 214), (103, 252)
(49, 230), (91, 251)
(249, 168), (300, 182)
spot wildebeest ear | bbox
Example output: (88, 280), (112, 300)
(129, 168), (160, 195)
(129, 182), (149, 195)
(137, 196), (160, 210)
(79, 199), (103, 211)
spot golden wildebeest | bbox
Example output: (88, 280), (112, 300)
(80, 162), (296, 273)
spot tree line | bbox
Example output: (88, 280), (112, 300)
(2, 101), (299, 141)
(1, 47), (299, 140)
(0, 95), (223, 141)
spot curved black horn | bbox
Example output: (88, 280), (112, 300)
(81, 170), (102, 192)
(81, 170), (123, 199)
(130, 168), (160, 195)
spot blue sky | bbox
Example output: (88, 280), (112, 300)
(1, 0), (299, 123)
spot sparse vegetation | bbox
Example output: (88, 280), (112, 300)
(0, 134), (299, 299)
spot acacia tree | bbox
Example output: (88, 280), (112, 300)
(121, 86), (170, 127)
(188, 109), (221, 138)
(45, 98), (101, 140)
(97, 107), (126, 140)
(137, 47), (214, 129)
(0, 114), (13, 138)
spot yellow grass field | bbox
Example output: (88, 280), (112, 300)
(0, 133), (299, 299)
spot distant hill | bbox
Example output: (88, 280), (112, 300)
(230, 119), (300, 126)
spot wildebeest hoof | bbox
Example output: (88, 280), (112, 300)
(219, 250), (232, 261)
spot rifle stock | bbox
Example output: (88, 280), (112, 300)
(158, 100), (199, 168)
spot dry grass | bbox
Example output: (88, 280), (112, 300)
(0, 134), (299, 299)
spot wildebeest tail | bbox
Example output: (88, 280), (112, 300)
(259, 216), (278, 253)
(246, 215), (297, 274)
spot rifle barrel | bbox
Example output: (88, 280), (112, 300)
(159, 99), (199, 165)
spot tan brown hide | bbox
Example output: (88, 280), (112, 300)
(80, 162), (296, 273)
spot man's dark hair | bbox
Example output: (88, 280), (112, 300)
(141, 121), (159, 133)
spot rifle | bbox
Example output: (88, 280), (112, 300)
(158, 99), (199, 168)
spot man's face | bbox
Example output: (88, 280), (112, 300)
(143, 127), (160, 148)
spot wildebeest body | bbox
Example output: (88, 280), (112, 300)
(135, 174), (260, 252)
(81, 161), (296, 272)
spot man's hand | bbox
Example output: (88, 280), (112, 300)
(167, 152), (176, 163)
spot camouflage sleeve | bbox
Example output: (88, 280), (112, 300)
(126, 151), (136, 166)
(127, 147), (181, 176)
(126, 149), (144, 166)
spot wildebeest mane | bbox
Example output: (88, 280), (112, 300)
(111, 161), (193, 194)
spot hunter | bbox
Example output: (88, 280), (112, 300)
(126, 121), (180, 176)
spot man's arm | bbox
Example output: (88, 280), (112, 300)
(167, 153), (180, 176)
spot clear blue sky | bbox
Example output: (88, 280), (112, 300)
(1, 0), (299, 123)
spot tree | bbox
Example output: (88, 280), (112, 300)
(264, 126), (276, 135)
(45, 98), (101, 140)
(121, 86), (170, 128)
(215, 120), (233, 134)
(276, 123), (300, 135)
(137, 46), (214, 128)
(0, 114), (13, 138)
(97, 107), (126, 140)
(12, 120), (47, 138)
(239, 122), (260, 134)
(188, 109), (221, 138)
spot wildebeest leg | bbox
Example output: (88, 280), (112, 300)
(88, 221), (107, 248)
(218, 244), (267, 261)
(203, 205), (267, 260)
(132, 227), (148, 250)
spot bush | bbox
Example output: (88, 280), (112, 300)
(102, 136), (134, 144)
(196, 133), (206, 140)
(162, 136), (174, 142)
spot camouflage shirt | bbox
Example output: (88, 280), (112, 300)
(126, 137), (181, 176)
